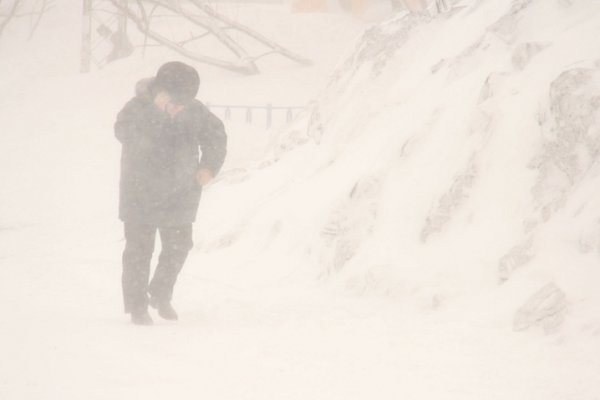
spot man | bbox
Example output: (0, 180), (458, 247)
(114, 61), (227, 325)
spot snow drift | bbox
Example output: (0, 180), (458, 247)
(198, 0), (600, 335)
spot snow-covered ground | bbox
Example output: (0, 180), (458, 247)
(1, 1), (600, 399)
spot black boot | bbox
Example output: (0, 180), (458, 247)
(150, 297), (178, 321)
(131, 310), (154, 326)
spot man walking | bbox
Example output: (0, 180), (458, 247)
(115, 61), (227, 325)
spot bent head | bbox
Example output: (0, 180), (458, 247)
(153, 61), (200, 105)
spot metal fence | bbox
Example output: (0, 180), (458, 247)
(206, 103), (305, 128)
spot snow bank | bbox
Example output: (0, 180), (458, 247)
(198, 0), (600, 336)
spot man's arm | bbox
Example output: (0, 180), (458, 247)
(114, 99), (139, 143)
(196, 108), (227, 184)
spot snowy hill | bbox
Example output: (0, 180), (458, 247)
(202, 0), (600, 331)
(1, 1), (600, 399)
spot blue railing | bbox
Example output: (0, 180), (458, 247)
(206, 103), (305, 128)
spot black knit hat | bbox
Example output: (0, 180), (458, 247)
(154, 61), (200, 104)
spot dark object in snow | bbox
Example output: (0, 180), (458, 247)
(115, 67), (227, 226)
(513, 283), (568, 334)
(122, 222), (193, 318)
(115, 62), (227, 322)
(150, 296), (179, 321)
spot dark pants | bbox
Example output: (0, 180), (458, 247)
(122, 222), (193, 314)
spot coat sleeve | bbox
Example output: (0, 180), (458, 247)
(196, 108), (228, 176)
(115, 98), (166, 143)
(114, 99), (141, 144)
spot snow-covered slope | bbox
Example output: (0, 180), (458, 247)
(200, 0), (600, 333)
(1, 1), (600, 399)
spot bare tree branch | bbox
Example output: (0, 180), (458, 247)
(186, 0), (312, 66)
(104, 0), (311, 74)
(109, 0), (258, 74)
(148, 0), (258, 71)
(0, 0), (20, 37)
(28, 0), (53, 40)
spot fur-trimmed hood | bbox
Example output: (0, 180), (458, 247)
(134, 77), (156, 102)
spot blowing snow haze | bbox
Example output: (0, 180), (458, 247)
(1, 0), (599, 399)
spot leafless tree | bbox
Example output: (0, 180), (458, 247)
(0, 0), (53, 39)
(28, 0), (53, 39)
(0, 0), (21, 37)
(107, 0), (311, 75)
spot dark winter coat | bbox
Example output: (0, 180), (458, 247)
(115, 79), (227, 226)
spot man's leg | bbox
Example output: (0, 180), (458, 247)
(148, 224), (193, 311)
(122, 222), (157, 316)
